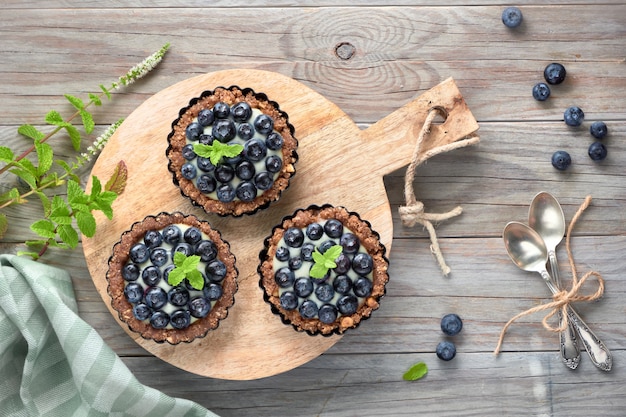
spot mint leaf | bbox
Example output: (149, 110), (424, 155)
(309, 262), (329, 279)
(0, 146), (15, 162)
(67, 179), (88, 206)
(186, 269), (204, 290)
(182, 254), (201, 271)
(58, 224), (79, 248)
(65, 124), (82, 150)
(194, 142), (243, 166)
(75, 211), (96, 237)
(30, 219), (56, 239)
(45, 110), (65, 125)
(403, 362), (428, 381)
(310, 245), (344, 279)
(88, 93), (102, 106)
(35, 141), (54, 176)
(80, 110), (95, 134)
(64, 94), (85, 111)
(99, 84), (112, 100)
(0, 213), (8, 239)
(168, 268), (186, 287)
(17, 124), (45, 141)
(173, 251), (186, 267)
(104, 161), (127, 194)
(169, 253), (204, 289)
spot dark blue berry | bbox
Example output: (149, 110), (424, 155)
(294, 277), (314, 297)
(352, 253), (373, 275)
(501, 6), (523, 28)
(162, 264), (175, 281)
(236, 181), (257, 202)
(280, 291), (299, 310)
(213, 102), (230, 119)
(162, 225), (181, 245)
(142, 265), (162, 286)
(340, 233), (359, 254)
(333, 253), (351, 274)
(318, 240), (337, 254)
(170, 310), (191, 329)
(588, 142), (607, 161)
(124, 282), (143, 303)
(324, 219), (343, 238)
(199, 134), (214, 145)
(172, 242), (194, 257)
(188, 296), (211, 318)
(168, 286), (190, 307)
(144, 230), (163, 248)
(145, 287), (168, 310)
(197, 109), (215, 126)
(150, 311), (170, 329)
(532, 82), (551, 101)
(590, 121), (608, 139)
(333, 275), (353, 295)
(318, 304), (338, 324)
(353, 276), (373, 297)
(544, 63), (567, 85)
(436, 340), (456, 361)
(299, 300), (319, 319)
(203, 282), (223, 301)
(288, 255), (303, 271)
(315, 282), (334, 302)
(564, 106), (584, 127)
(129, 243), (150, 263)
(122, 263), (140, 281)
(265, 155), (282, 173)
(284, 227), (305, 248)
(186, 122), (203, 141)
(181, 163), (197, 180)
(440, 313), (463, 336)
(197, 175), (217, 194)
(212, 119), (236, 142)
(206, 260), (227, 282)
(197, 157), (215, 172)
(306, 223), (324, 240)
(237, 123), (255, 140)
(551, 150), (571, 170)
(182, 144), (197, 160)
(217, 184), (235, 202)
(184, 227), (202, 245)
(232, 102), (252, 122)
(236, 160), (255, 180)
(337, 294), (358, 315)
(195, 240), (217, 262)
(149, 247), (168, 267)
(266, 132), (284, 150)
(301, 242), (315, 261)
(243, 138), (268, 162)
(274, 267), (295, 288)
(215, 164), (235, 183)
(132, 303), (151, 320)
(275, 246), (290, 262)
(254, 114), (274, 134)
(254, 172), (274, 190)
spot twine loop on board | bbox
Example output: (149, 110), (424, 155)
(398, 107), (480, 276)
(493, 195), (605, 355)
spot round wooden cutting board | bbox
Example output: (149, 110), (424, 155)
(83, 69), (478, 380)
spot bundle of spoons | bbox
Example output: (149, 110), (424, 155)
(502, 192), (612, 371)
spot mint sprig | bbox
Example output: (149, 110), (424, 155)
(168, 252), (204, 290)
(402, 362), (428, 381)
(193, 142), (244, 166)
(310, 245), (343, 279)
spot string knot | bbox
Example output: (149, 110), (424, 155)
(398, 202), (425, 227)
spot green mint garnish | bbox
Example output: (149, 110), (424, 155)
(402, 362), (428, 381)
(193, 142), (244, 166)
(310, 244), (343, 279)
(168, 252), (204, 290)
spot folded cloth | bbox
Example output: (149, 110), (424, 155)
(0, 254), (219, 417)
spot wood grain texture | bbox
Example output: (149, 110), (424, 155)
(1, 1), (625, 415)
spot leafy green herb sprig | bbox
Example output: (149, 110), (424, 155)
(310, 245), (344, 279)
(403, 362), (428, 381)
(194, 142), (244, 166)
(168, 252), (204, 290)
(0, 43), (170, 259)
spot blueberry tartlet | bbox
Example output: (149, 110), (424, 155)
(258, 205), (389, 336)
(106, 212), (238, 344)
(167, 86), (298, 216)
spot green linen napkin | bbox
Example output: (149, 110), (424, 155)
(0, 254), (219, 417)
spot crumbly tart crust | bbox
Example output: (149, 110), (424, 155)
(166, 86), (298, 216)
(107, 212), (238, 344)
(258, 205), (389, 336)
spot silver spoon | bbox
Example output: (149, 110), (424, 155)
(528, 192), (580, 369)
(503, 221), (612, 371)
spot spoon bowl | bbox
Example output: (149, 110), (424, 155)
(529, 192), (566, 252)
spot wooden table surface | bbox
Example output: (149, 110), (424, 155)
(1, 1), (625, 416)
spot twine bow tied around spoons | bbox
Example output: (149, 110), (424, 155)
(398, 107), (480, 276)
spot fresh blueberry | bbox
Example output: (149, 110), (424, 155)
(352, 253), (373, 275)
(182, 144), (197, 160)
(294, 277), (314, 297)
(188, 296), (211, 318)
(197, 157), (215, 172)
(236, 160), (255, 180)
(288, 255), (303, 271)
(170, 310), (191, 329)
(299, 300), (319, 319)
(440, 313), (463, 336)
(532, 82), (551, 101)
(318, 304), (338, 324)
(196, 174), (217, 194)
(436, 340), (457, 361)
(203, 282), (223, 301)
(197, 108), (215, 126)
(199, 134), (214, 145)
(275, 246), (290, 262)
(236, 181), (257, 202)
(162, 225), (182, 245)
(274, 267), (295, 288)
(324, 219), (343, 238)
(301, 242), (315, 262)
(184, 227), (203, 245)
(168, 286), (190, 307)
(181, 163), (197, 180)
(162, 264), (175, 281)
(551, 150), (571, 170)
(132, 303), (151, 321)
(124, 282), (143, 303)
(172, 242), (194, 257)
(215, 164), (235, 183)
(186, 122), (203, 141)
(501, 6), (523, 28)
(254, 172), (274, 190)
(315, 282), (334, 302)
(149, 247), (168, 267)
(353, 276), (373, 297)
(306, 223), (324, 240)
(265, 155), (283, 173)
(122, 263), (140, 281)
(141, 265), (162, 286)
(150, 311), (170, 329)
(145, 287), (168, 310)
(254, 114), (274, 134)
(129, 243), (150, 264)
(232, 102), (252, 122)
(564, 106), (584, 127)
(216, 184), (235, 202)
(333, 253), (351, 274)
(337, 294), (358, 315)
(206, 260), (227, 282)
(144, 230), (163, 248)
(333, 274), (353, 295)
(318, 240), (337, 254)
(279, 291), (299, 310)
(212, 102), (230, 119)
(237, 123), (255, 140)
(195, 240), (217, 262)
(284, 227), (305, 248)
(243, 138), (268, 162)
(544, 63), (567, 85)
(340, 233), (360, 254)
(588, 142), (607, 161)
(212, 119), (237, 142)
(590, 121), (608, 139)
(266, 132), (284, 150)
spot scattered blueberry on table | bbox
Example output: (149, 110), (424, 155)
(588, 142), (608, 161)
(563, 106), (585, 127)
(551, 150), (572, 170)
(532, 82), (551, 101)
(441, 313), (463, 336)
(436, 341), (457, 361)
(590, 121), (608, 139)
(544, 63), (567, 85)
(502, 7), (523, 28)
